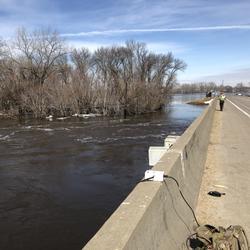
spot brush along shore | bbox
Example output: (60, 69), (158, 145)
(187, 97), (213, 105)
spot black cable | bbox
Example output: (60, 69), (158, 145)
(140, 173), (200, 227)
(164, 174), (200, 227)
(141, 173), (250, 249)
(141, 176), (154, 182)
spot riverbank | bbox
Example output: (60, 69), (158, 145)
(187, 97), (213, 105)
(0, 104), (166, 120)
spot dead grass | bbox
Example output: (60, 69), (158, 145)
(187, 97), (213, 105)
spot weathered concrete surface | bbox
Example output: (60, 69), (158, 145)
(83, 100), (216, 250)
(196, 96), (250, 239)
(148, 136), (180, 166)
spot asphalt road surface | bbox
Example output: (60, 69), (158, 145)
(196, 96), (250, 239)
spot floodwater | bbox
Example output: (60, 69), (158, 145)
(0, 94), (205, 250)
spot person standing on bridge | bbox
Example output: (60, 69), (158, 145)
(219, 92), (226, 111)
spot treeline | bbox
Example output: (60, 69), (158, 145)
(0, 28), (186, 118)
(174, 82), (222, 94)
(174, 82), (250, 94)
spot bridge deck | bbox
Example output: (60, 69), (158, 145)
(196, 96), (250, 238)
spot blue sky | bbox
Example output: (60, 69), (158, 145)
(1, 0), (250, 85)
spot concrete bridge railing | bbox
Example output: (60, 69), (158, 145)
(83, 100), (216, 250)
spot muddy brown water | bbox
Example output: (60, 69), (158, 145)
(0, 94), (205, 250)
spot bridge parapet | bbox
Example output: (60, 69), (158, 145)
(83, 100), (216, 250)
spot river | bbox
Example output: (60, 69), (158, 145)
(0, 94), (205, 250)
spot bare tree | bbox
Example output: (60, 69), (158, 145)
(57, 54), (71, 85)
(0, 33), (187, 118)
(70, 48), (96, 113)
(13, 27), (67, 85)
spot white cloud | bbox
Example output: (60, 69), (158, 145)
(198, 68), (250, 84)
(67, 40), (187, 55)
(61, 25), (250, 37)
(68, 41), (113, 52)
(146, 42), (187, 54)
(179, 68), (250, 85)
(82, 0), (250, 32)
(1, 0), (250, 39)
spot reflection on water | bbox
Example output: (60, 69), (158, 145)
(170, 93), (205, 104)
(0, 94), (205, 250)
